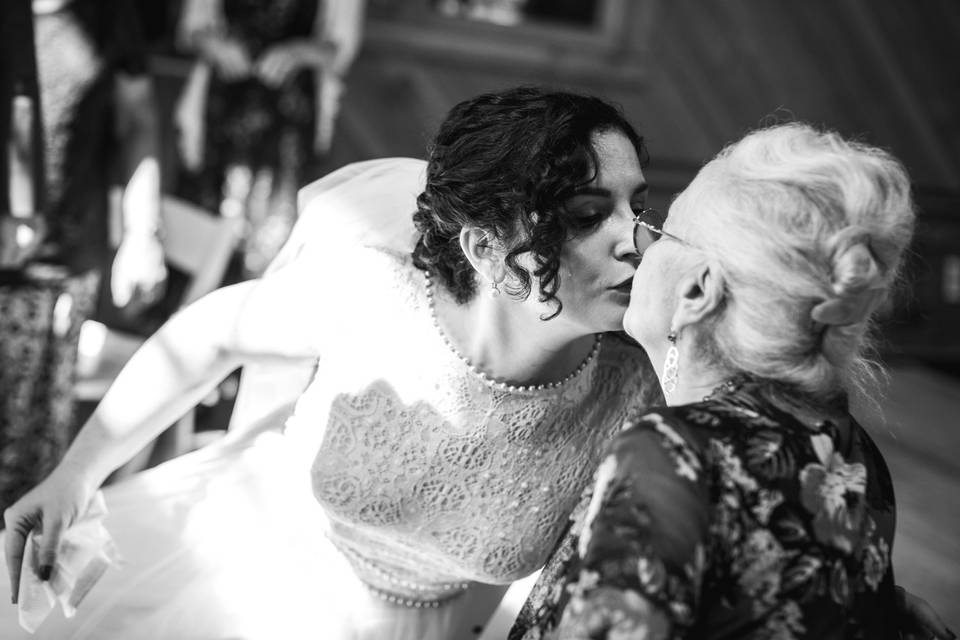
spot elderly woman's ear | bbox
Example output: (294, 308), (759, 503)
(669, 260), (725, 333)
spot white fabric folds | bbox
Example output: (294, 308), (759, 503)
(18, 492), (121, 633)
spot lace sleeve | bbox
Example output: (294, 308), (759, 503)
(511, 411), (711, 640)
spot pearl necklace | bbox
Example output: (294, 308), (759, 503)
(423, 271), (603, 393)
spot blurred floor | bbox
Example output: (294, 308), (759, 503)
(854, 361), (960, 630)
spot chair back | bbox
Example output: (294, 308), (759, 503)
(160, 196), (242, 306)
(77, 195), (240, 398)
(76, 195), (243, 468)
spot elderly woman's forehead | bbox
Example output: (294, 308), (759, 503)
(666, 188), (694, 218)
(669, 167), (720, 214)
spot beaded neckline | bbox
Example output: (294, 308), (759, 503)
(423, 271), (603, 394)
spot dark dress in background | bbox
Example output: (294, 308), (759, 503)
(179, 0), (318, 280)
(510, 379), (900, 639)
(0, 0), (148, 515)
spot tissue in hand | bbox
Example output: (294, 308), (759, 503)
(18, 492), (122, 633)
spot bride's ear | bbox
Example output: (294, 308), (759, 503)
(459, 226), (505, 285)
(670, 260), (725, 332)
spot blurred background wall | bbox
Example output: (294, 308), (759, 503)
(144, 0), (960, 362)
(140, 0), (960, 627)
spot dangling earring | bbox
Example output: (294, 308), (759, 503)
(490, 280), (501, 297)
(662, 330), (679, 395)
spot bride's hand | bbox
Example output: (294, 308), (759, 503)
(4, 464), (96, 603)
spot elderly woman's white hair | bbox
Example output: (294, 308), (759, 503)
(671, 122), (915, 399)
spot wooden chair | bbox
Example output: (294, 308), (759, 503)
(75, 195), (242, 478)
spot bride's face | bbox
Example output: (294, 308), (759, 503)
(512, 129), (646, 333)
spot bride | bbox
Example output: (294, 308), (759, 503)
(1, 86), (661, 639)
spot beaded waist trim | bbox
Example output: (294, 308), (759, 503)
(362, 582), (467, 609)
(335, 540), (470, 605)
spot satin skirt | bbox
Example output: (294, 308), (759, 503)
(0, 429), (499, 639)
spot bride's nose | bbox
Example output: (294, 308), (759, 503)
(613, 204), (641, 262)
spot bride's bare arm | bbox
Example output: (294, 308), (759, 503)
(5, 261), (329, 599)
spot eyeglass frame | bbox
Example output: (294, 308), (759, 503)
(632, 207), (687, 253)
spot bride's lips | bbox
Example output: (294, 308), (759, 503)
(611, 277), (634, 295)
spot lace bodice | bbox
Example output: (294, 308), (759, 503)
(281, 247), (659, 600)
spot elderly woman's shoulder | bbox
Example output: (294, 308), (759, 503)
(613, 396), (754, 463)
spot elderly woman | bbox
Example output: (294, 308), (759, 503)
(510, 123), (954, 639)
(2, 87), (660, 639)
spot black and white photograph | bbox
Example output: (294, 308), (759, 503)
(1, 1), (958, 638)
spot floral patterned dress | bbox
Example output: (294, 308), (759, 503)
(510, 379), (899, 640)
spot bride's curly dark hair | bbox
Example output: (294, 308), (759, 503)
(412, 86), (648, 318)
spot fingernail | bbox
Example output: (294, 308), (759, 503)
(38, 565), (52, 581)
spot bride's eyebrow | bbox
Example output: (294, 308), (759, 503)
(570, 187), (611, 197)
(570, 182), (648, 198)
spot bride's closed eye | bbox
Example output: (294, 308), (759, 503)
(566, 199), (612, 231)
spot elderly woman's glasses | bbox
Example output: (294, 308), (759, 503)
(633, 208), (685, 253)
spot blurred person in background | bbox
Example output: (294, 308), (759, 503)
(174, 0), (366, 281)
(0, 0), (166, 517)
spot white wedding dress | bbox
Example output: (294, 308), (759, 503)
(0, 159), (659, 639)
